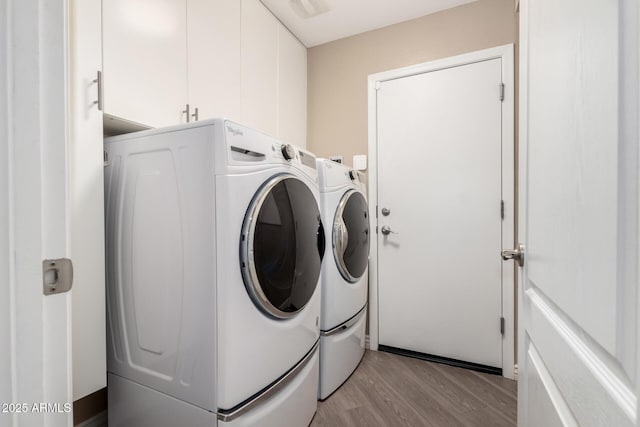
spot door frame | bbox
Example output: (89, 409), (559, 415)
(0, 0), (73, 424)
(367, 44), (515, 379)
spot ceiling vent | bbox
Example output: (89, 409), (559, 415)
(290, 0), (330, 19)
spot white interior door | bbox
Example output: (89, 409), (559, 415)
(518, 0), (639, 425)
(373, 48), (514, 374)
(0, 0), (73, 425)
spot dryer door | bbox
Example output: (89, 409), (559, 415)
(241, 174), (324, 319)
(333, 190), (370, 282)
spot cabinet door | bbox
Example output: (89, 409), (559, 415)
(241, 0), (278, 136)
(70, 0), (106, 400)
(277, 26), (307, 148)
(103, 0), (188, 128)
(187, 0), (241, 122)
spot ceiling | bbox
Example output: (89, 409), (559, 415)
(260, 0), (478, 47)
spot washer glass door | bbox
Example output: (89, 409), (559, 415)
(333, 190), (369, 282)
(241, 175), (324, 319)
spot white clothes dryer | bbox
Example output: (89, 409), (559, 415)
(316, 159), (370, 400)
(104, 119), (324, 426)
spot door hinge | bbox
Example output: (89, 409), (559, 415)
(43, 258), (73, 295)
(500, 317), (505, 335)
(376, 226), (378, 234)
(500, 200), (504, 220)
(104, 150), (111, 167)
(376, 205), (378, 218)
(499, 83), (505, 101)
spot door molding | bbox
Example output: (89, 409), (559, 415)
(367, 44), (515, 379)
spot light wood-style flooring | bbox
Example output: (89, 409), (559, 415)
(311, 350), (517, 427)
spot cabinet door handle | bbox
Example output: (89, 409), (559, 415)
(191, 107), (199, 122)
(92, 70), (103, 111)
(182, 103), (190, 123)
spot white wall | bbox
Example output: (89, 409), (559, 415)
(308, 0), (517, 164)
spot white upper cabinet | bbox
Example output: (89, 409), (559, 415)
(187, 0), (241, 123)
(277, 25), (307, 148)
(241, 0), (279, 137)
(102, 0), (188, 128)
(241, 0), (308, 147)
(102, 0), (307, 141)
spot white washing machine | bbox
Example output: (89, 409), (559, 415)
(104, 119), (324, 426)
(316, 159), (370, 400)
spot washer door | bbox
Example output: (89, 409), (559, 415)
(241, 174), (324, 319)
(333, 190), (369, 282)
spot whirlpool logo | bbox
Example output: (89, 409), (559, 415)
(227, 125), (243, 136)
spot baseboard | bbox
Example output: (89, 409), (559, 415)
(75, 410), (107, 427)
(73, 388), (107, 426)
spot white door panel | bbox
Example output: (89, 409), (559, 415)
(519, 0), (639, 425)
(376, 58), (505, 368)
(1, 0), (73, 425)
(525, 289), (635, 426)
(525, 345), (577, 427)
(527, 0), (620, 357)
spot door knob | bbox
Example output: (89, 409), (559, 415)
(381, 207), (391, 216)
(501, 243), (525, 267)
(381, 225), (395, 235)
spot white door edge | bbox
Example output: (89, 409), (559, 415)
(42, 1), (74, 420)
(517, 6), (529, 424)
(367, 44), (516, 379)
(0, 0), (73, 425)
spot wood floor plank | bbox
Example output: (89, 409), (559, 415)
(312, 350), (517, 427)
(351, 370), (435, 426)
(362, 353), (469, 426)
(393, 352), (487, 414)
(434, 361), (518, 423)
(458, 406), (517, 427)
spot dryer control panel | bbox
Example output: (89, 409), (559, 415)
(224, 120), (318, 181)
(317, 158), (360, 190)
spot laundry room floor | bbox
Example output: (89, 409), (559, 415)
(311, 350), (517, 427)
